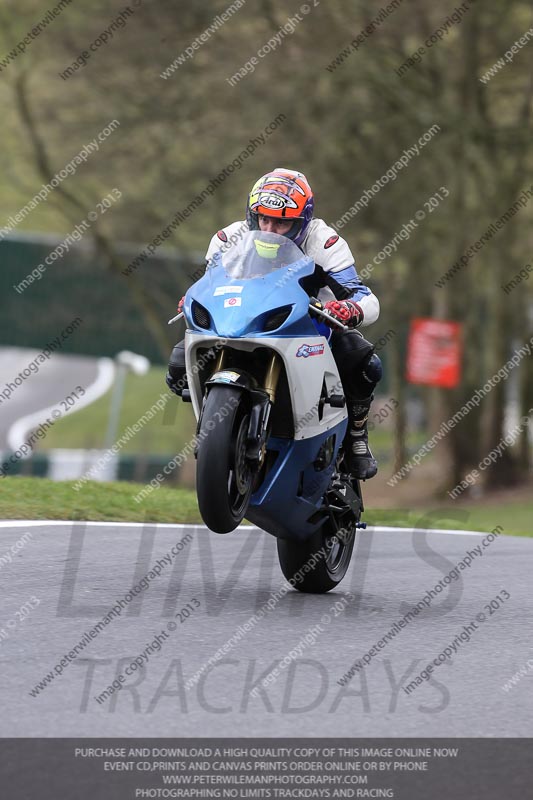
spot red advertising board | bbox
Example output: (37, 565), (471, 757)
(406, 318), (462, 388)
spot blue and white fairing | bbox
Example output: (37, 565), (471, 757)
(186, 232), (322, 339)
(183, 232), (348, 539)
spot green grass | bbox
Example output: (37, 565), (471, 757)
(362, 508), (532, 537)
(0, 477), (532, 536)
(39, 366), (196, 455)
(0, 477), (200, 523)
(438, 504), (533, 538)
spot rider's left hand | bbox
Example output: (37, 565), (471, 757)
(323, 300), (364, 328)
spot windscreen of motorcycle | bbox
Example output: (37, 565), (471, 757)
(221, 231), (305, 279)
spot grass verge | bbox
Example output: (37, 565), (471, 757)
(0, 477), (531, 536)
(0, 477), (200, 524)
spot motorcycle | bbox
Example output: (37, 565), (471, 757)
(169, 231), (366, 593)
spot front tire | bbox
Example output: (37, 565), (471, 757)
(196, 385), (254, 533)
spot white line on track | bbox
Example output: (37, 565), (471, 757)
(0, 521), (490, 535)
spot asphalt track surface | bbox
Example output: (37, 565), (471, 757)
(1, 521), (532, 737)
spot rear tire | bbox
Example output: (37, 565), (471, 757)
(196, 385), (254, 533)
(277, 519), (357, 593)
(277, 469), (362, 593)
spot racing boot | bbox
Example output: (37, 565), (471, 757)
(344, 398), (377, 479)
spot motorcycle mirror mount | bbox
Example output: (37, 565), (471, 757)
(168, 311), (184, 326)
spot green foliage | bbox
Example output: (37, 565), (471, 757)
(1, 0), (532, 492)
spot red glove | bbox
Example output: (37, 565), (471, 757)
(177, 296), (185, 314)
(324, 300), (364, 328)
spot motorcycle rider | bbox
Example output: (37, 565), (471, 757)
(166, 168), (382, 479)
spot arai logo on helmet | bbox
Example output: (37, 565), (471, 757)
(260, 194), (286, 209)
(296, 343), (325, 358)
(259, 192), (298, 210)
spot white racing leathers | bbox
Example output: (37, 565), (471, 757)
(205, 218), (380, 327)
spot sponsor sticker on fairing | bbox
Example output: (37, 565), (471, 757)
(224, 297), (242, 307)
(212, 370), (240, 383)
(296, 343), (325, 358)
(214, 286), (244, 295)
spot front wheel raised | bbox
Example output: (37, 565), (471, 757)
(196, 385), (253, 533)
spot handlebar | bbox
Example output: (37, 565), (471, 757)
(308, 298), (348, 331)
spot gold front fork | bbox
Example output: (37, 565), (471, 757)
(212, 347), (225, 374)
(264, 353), (281, 403)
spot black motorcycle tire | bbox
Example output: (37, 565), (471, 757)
(277, 518), (357, 593)
(196, 385), (254, 533)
